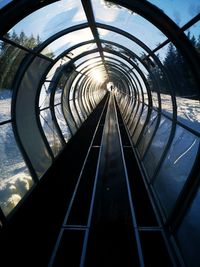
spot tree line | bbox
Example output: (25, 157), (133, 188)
(0, 30), (200, 99)
(146, 33), (200, 99)
(0, 31), (53, 90)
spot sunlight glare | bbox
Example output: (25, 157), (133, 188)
(90, 69), (105, 83)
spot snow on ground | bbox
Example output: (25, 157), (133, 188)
(161, 94), (200, 132)
(0, 89), (11, 122)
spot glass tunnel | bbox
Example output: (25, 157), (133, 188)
(0, 0), (200, 266)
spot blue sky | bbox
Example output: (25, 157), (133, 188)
(148, 0), (200, 26)
(0, 0), (12, 9)
(7, 0), (200, 57)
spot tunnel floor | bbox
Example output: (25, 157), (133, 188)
(49, 93), (175, 267)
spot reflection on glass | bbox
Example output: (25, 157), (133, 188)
(76, 57), (102, 72)
(98, 28), (147, 57)
(69, 98), (81, 128)
(127, 100), (138, 127)
(46, 59), (69, 80)
(143, 91), (149, 104)
(151, 91), (159, 109)
(54, 74), (67, 105)
(6, 0), (87, 48)
(154, 126), (199, 216)
(130, 103), (142, 137)
(40, 109), (62, 156)
(0, 89), (12, 123)
(92, 0), (166, 49)
(75, 52), (101, 66)
(88, 68), (107, 84)
(78, 61), (103, 75)
(70, 43), (97, 58)
(0, 42), (27, 121)
(138, 109), (158, 157)
(155, 42), (200, 131)
(143, 116), (172, 179)
(176, 186), (200, 267)
(124, 97), (135, 123)
(103, 51), (134, 70)
(160, 93), (173, 117)
(39, 82), (51, 109)
(0, 123), (34, 216)
(75, 99), (84, 122)
(41, 28), (94, 59)
(54, 105), (71, 142)
(147, 0), (200, 27)
(133, 105), (148, 143)
(132, 69), (147, 98)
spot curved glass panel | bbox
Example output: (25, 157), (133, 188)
(40, 109), (62, 156)
(6, 0), (87, 48)
(160, 93), (173, 117)
(76, 57), (101, 71)
(54, 105), (71, 142)
(75, 52), (101, 66)
(92, 0), (166, 49)
(133, 105), (148, 143)
(176, 96), (200, 132)
(176, 185), (200, 267)
(146, 56), (173, 114)
(147, 0), (200, 27)
(0, 42), (27, 121)
(75, 99), (84, 122)
(103, 52), (134, 70)
(155, 42), (200, 131)
(130, 103), (143, 137)
(0, 123), (34, 216)
(143, 116), (172, 179)
(127, 100), (139, 129)
(151, 92), (159, 109)
(132, 69), (147, 98)
(70, 43), (97, 58)
(79, 61), (104, 75)
(98, 28), (147, 57)
(0, 0), (12, 9)
(154, 126), (199, 217)
(0, 89), (12, 123)
(41, 28), (94, 59)
(54, 74), (67, 105)
(138, 109), (158, 157)
(39, 82), (51, 109)
(184, 20), (200, 53)
(69, 98), (81, 127)
(46, 59), (70, 82)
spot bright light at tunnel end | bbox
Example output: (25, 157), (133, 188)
(90, 69), (106, 84)
(107, 82), (114, 91)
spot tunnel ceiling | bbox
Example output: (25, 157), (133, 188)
(0, 0), (200, 230)
(1, 0), (200, 89)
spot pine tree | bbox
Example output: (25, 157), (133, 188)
(0, 31), (46, 89)
(196, 35), (200, 54)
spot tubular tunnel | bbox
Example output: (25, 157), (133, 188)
(0, 1), (200, 266)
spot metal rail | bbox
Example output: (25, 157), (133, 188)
(48, 94), (109, 267)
